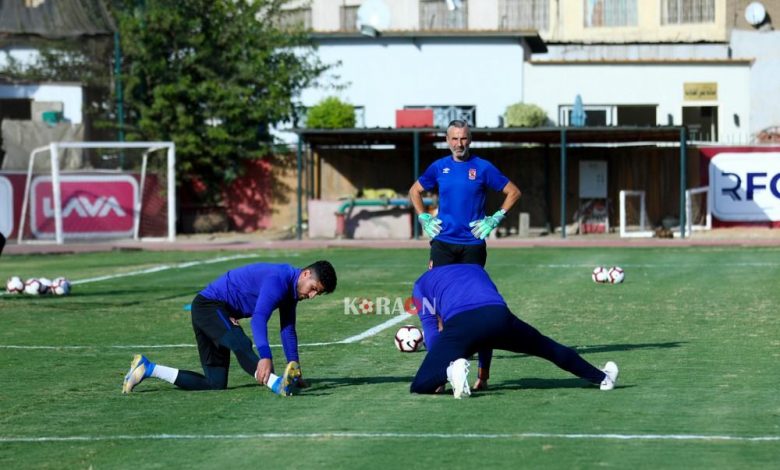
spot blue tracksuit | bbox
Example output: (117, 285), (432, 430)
(409, 264), (606, 393)
(201, 263), (300, 361)
(418, 155), (509, 245)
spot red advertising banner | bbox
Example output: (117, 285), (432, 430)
(31, 175), (138, 239)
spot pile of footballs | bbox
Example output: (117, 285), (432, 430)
(5, 276), (71, 296)
(591, 266), (625, 284)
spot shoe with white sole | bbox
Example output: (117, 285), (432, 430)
(447, 358), (471, 399)
(600, 361), (619, 391)
(123, 354), (154, 393)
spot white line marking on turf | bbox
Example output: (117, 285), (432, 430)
(1, 432), (778, 443)
(70, 254), (261, 285)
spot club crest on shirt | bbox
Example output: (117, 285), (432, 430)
(468, 168), (477, 180)
(442, 167), (450, 174)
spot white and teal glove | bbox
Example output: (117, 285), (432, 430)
(469, 210), (506, 240)
(418, 213), (442, 239)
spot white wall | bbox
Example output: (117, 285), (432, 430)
(731, 29), (780, 135)
(301, 37), (526, 128)
(524, 61), (751, 142)
(1, 46), (83, 124)
(0, 83), (84, 124)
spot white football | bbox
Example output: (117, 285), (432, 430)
(395, 325), (424, 353)
(608, 266), (625, 284)
(591, 266), (609, 283)
(24, 278), (45, 295)
(38, 277), (53, 295)
(51, 277), (72, 296)
(6, 276), (24, 294)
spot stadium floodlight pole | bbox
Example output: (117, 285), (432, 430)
(412, 130), (420, 239)
(679, 126), (687, 239)
(297, 137), (303, 240)
(560, 128), (567, 239)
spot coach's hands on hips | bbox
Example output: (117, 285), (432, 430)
(469, 210), (506, 240)
(418, 213), (442, 239)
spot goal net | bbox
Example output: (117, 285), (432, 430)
(685, 186), (711, 234)
(619, 190), (653, 238)
(16, 141), (176, 244)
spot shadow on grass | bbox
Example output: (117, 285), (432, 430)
(488, 377), (634, 392)
(489, 341), (685, 360)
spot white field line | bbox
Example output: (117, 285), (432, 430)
(0, 253), (262, 297)
(0, 431), (778, 443)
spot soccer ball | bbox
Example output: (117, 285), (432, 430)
(591, 266), (609, 283)
(395, 325), (424, 353)
(6, 276), (24, 294)
(51, 277), (72, 296)
(608, 266), (625, 284)
(38, 277), (53, 295)
(24, 278), (45, 295)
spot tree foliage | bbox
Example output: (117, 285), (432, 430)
(114, 0), (327, 200)
(504, 102), (549, 127)
(306, 96), (355, 128)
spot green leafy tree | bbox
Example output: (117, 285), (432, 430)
(306, 96), (355, 128)
(113, 0), (327, 200)
(504, 102), (549, 127)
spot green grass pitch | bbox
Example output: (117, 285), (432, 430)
(1, 246), (779, 468)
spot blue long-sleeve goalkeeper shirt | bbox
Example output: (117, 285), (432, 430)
(412, 264), (506, 351)
(200, 263), (300, 362)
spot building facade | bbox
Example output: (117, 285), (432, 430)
(290, 0), (780, 143)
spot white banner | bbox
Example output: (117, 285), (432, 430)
(709, 153), (780, 221)
(0, 176), (12, 237)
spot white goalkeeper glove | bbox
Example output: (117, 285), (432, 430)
(418, 213), (442, 239)
(469, 210), (506, 240)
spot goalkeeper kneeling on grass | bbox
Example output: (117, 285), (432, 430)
(122, 260), (337, 396)
(409, 264), (618, 399)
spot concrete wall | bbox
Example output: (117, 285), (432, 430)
(524, 59), (752, 142)
(300, 37), (526, 128)
(731, 29), (780, 135)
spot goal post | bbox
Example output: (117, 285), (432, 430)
(685, 186), (711, 235)
(17, 141), (176, 245)
(619, 190), (654, 238)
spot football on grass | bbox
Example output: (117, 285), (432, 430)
(608, 266), (625, 284)
(6, 276), (24, 294)
(395, 325), (424, 352)
(24, 278), (45, 295)
(591, 266), (609, 283)
(51, 277), (72, 296)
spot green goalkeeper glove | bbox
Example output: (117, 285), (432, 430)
(469, 210), (506, 240)
(417, 213), (442, 239)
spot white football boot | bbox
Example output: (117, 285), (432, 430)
(600, 361), (619, 391)
(447, 358), (471, 399)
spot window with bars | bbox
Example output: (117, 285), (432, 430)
(419, 0), (468, 31)
(405, 105), (476, 128)
(499, 0), (549, 31)
(583, 0), (637, 27)
(279, 7), (312, 30)
(661, 0), (715, 24)
(340, 5), (359, 31)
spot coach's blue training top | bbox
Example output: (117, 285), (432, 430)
(412, 264), (506, 351)
(418, 155), (509, 245)
(200, 263), (300, 361)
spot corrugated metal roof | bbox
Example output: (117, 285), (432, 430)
(0, 0), (115, 38)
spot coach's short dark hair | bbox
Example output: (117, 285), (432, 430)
(305, 260), (337, 294)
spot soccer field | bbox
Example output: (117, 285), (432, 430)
(1, 246), (779, 468)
